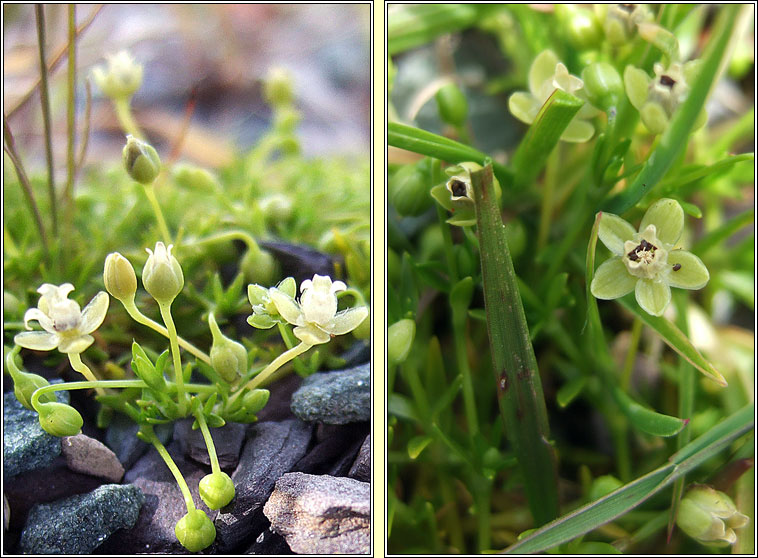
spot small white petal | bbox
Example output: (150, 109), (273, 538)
(269, 289), (303, 325)
(58, 334), (95, 354)
(329, 307), (369, 335)
(598, 213), (637, 255)
(640, 198), (683, 248)
(14, 331), (60, 351)
(23, 308), (55, 333)
(79, 291), (110, 334)
(329, 280), (347, 295)
(293, 325), (331, 345)
(591, 258), (637, 299)
(635, 279), (671, 316)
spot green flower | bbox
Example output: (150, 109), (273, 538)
(624, 61), (707, 135)
(598, 4), (653, 45)
(509, 49), (599, 143)
(676, 485), (749, 547)
(591, 199), (709, 316)
(91, 50), (143, 101)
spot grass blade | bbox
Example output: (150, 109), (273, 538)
(471, 163), (558, 526)
(503, 404), (753, 554)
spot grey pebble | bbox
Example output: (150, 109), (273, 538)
(62, 433), (125, 482)
(290, 363), (370, 424)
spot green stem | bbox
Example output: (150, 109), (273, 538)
(621, 318), (643, 391)
(230, 341), (311, 407)
(35, 4), (57, 236)
(193, 404), (221, 474)
(538, 143), (560, 251)
(67, 352), (105, 396)
(142, 184), (172, 244)
(151, 434), (196, 512)
(470, 163), (558, 526)
(183, 229), (264, 258)
(120, 297), (211, 364)
(451, 300), (478, 438)
(113, 97), (142, 138)
(158, 301), (187, 413)
(64, 5), (77, 247)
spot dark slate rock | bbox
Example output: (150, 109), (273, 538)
(256, 373), (303, 423)
(174, 418), (246, 470)
(4, 457), (105, 532)
(258, 240), (338, 286)
(290, 363), (370, 424)
(3, 387), (69, 478)
(212, 419), (313, 552)
(98, 441), (214, 554)
(19, 483), (144, 554)
(263, 472), (370, 554)
(339, 340), (371, 368)
(293, 423), (368, 477)
(348, 434), (370, 481)
(243, 520), (294, 554)
(104, 413), (172, 471)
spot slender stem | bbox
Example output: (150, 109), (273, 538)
(158, 301), (187, 413)
(113, 97), (142, 138)
(65, 5), (76, 217)
(193, 405), (221, 474)
(183, 230), (262, 257)
(142, 184), (172, 244)
(151, 434), (196, 512)
(120, 297), (211, 364)
(76, 79), (92, 174)
(621, 318), (643, 391)
(67, 352), (105, 396)
(452, 302), (478, 437)
(229, 342), (312, 407)
(538, 143), (559, 251)
(35, 4), (57, 236)
(4, 120), (50, 260)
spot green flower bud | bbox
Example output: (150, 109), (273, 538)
(37, 402), (83, 437)
(123, 135), (161, 185)
(264, 67), (294, 107)
(103, 252), (137, 302)
(143, 242), (184, 304)
(389, 161), (433, 217)
(240, 248), (276, 286)
(581, 62), (623, 112)
(589, 475), (623, 500)
(259, 194), (293, 222)
(388, 319), (415, 366)
(242, 388), (270, 415)
(199, 471), (235, 510)
(555, 4), (602, 51)
(91, 50), (143, 101)
(172, 164), (220, 193)
(208, 313), (248, 383)
(677, 485), (749, 546)
(6, 347), (55, 410)
(174, 509), (216, 552)
(435, 83), (468, 127)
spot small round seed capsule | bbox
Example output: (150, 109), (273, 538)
(199, 471), (236, 510)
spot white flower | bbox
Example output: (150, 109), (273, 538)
(91, 50), (143, 100)
(267, 275), (368, 345)
(15, 284), (109, 354)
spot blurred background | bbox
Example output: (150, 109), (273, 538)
(3, 4), (371, 172)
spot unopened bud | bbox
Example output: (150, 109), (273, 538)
(581, 62), (623, 112)
(388, 319), (415, 366)
(264, 67), (294, 106)
(208, 313), (248, 383)
(142, 242), (184, 304)
(37, 402), (83, 437)
(174, 509), (216, 552)
(123, 135), (161, 185)
(435, 83), (468, 128)
(199, 471), (235, 510)
(103, 252), (137, 301)
(91, 50), (143, 101)
(677, 485), (749, 547)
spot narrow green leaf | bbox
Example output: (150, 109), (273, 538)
(611, 386), (686, 437)
(659, 153), (754, 191)
(431, 374), (463, 419)
(388, 393), (419, 422)
(407, 435), (434, 459)
(556, 376), (587, 409)
(388, 122), (513, 186)
(503, 404), (753, 554)
(471, 163), (558, 526)
(617, 296), (727, 386)
(603, 4), (743, 214)
(691, 209), (754, 254)
(511, 89), (585, 189)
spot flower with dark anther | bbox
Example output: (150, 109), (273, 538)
(676, 485), (749, 546)
(509, 50), (600, 142)
(591, 198), (709, 316)
(91, 50), (143, 101)
(14, 284), (109, 354)
(199, 471), (235, 510)
(174, 509), (216, 552)
(267, 275), (368, 345)
(625, 61), (706, 135)
(434, 162), (502, 227)
(143, 242), (184, 304)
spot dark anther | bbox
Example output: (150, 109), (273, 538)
(450, 180), (467, 197)
(673, 263), (682, 271)
(628, 251), (639, 261)
(660, 75), (676, 88)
